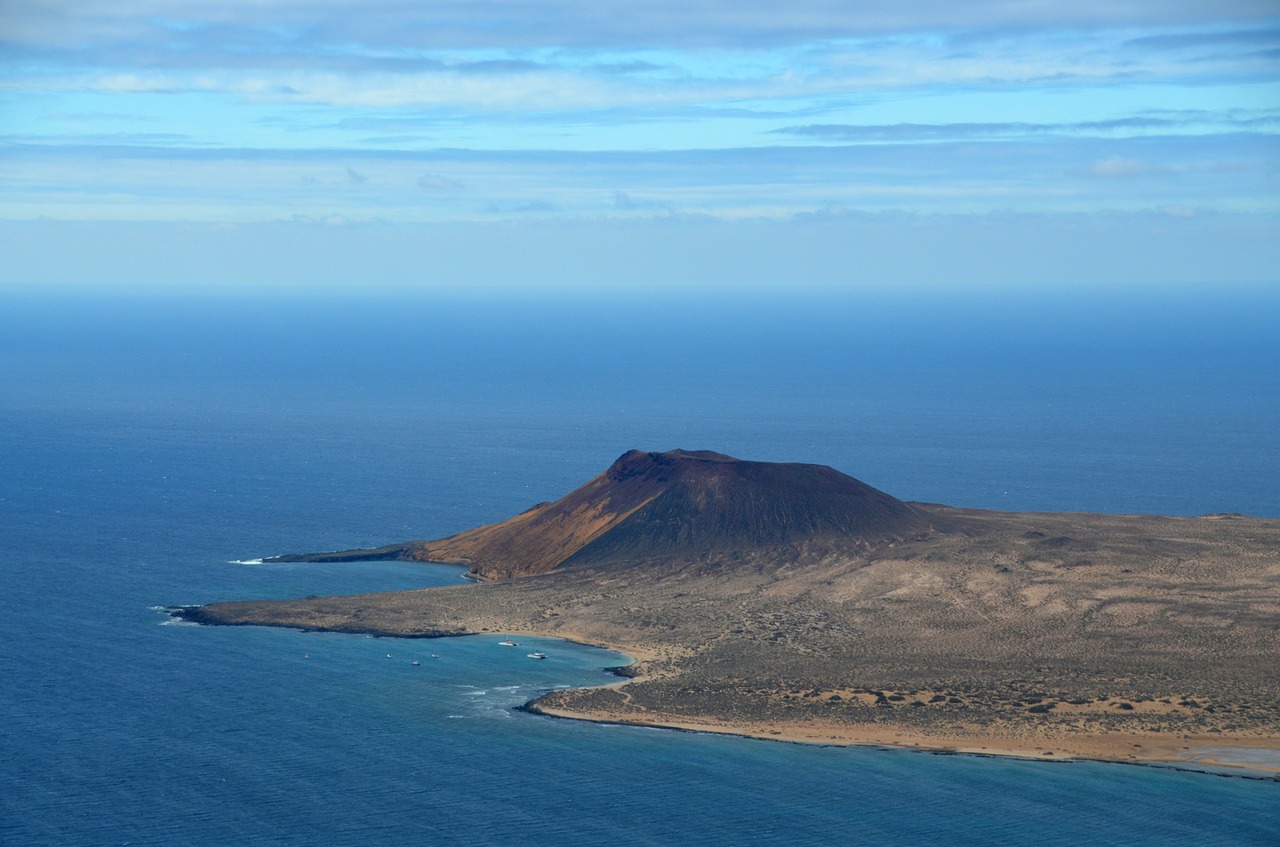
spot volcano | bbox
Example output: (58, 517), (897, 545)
(188, 451), (1280, 763)
(270, 449), (950, 579)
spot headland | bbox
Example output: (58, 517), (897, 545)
(177, 450), (1280, 773)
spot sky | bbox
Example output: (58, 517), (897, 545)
(2, 1), (1278, 293)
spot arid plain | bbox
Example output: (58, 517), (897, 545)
(181, 450), (1280, 771)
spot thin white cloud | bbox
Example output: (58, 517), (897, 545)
(1086, 156), (1171, 178)
(417, 174), (463, 191)
(6, 2), (1277, 51)
(12, 40), (1272, 117)
(3, 133), (1273, 224)
(776, 112), (1280, 141)
(7, 12), (1274, 123)
(2, 0), (1276, 234)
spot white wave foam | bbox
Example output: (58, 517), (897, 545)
(229, 558), (264, 565)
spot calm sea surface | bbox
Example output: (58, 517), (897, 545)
(2, 288), (1277, 845)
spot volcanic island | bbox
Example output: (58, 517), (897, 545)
(178, 449), (1280, 771)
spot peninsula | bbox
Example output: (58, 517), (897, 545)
(179, 449), (1280, 771)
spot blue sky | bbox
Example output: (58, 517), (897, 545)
(2, 1), (1277, 291)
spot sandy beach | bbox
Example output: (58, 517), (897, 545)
(527, 683), (1280, 776)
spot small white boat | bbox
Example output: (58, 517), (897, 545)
(386, 653), (393, 659)
(526, 652), (546, 660)
(498, 639), (518, 647)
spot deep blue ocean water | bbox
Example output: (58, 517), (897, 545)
(2, 287), (1278, 845)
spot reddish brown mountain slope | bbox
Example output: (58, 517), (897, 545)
(269, 449), (951, 579)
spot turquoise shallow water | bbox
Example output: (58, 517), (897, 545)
(2, 290), (1277, 845)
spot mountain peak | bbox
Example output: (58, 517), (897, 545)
(402, 450), (946, 579)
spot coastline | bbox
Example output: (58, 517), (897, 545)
(170, 606), (1280, 778)
(523, 695), (1280, 778)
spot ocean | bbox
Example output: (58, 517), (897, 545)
(1, 286), (1277, 845)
